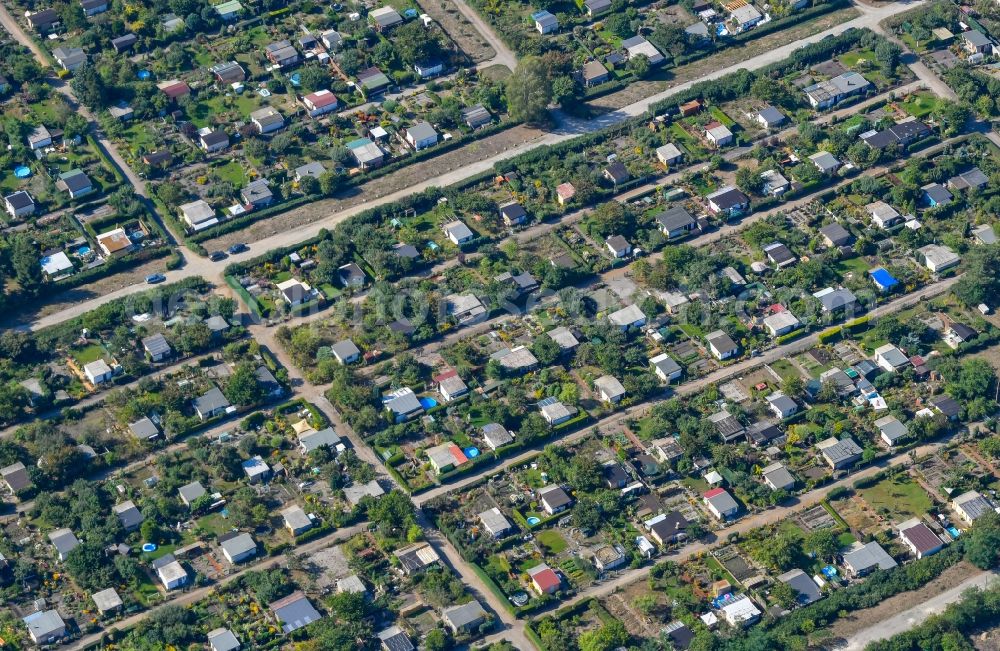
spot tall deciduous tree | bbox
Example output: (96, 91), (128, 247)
(505, 56), (552, 125)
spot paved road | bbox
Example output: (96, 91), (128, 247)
(837, 570), (999, 650)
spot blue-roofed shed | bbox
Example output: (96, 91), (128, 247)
(869, 267), (899, 292)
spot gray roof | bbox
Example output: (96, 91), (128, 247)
(756, 105), (785, 126)
(843, 541), (897, 572)
(443, 220), (474, 241)
(539, 484), (572, 509)
(706, 329), (738, 353)
(23, 610), (64, 639)
(49, 528), (80, 556)
(343, 479), (385, 505)
(241, 178), (273, 204)
(295, 161), (326, 179)
(594, 375), (626, 399)
(194, 387), (230, 414)
(656, 205), (695, 232)
(92, 587), (123, 612)
(963, 29), (992, 47)
(768, 392), (797, 415)
(819, 222), (851, 245)
(777, 569), (822, 605)
(818, 436), (863, 465)
(651, 353), (681, 377)
(331, 339), (361, 361)
(377, 626), (414, 651)
(482, 422), (514, 448)
(299, 427), (341, 453)
(113, 500), (144, 529)
(282, 504), (312, 531)
(142, 333), (172, 357)
(205, 315), (230, 332)
(407, 121), (437, 142)
(762, 462), (795, 490)
(219, 532), (256, 559)
(443, 599), (486, 630)
(875, 416), (908, 443)
(814, 287), (857, 312)
(478, 507), (513, 535)
(270, 591), (322, 633)
(178, 480), (207, 504)
(208, 628), (241, 651)
(384, 388), (422, 417)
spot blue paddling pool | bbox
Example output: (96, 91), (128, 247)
(289, 72), (301, 86)
(526, 516), (541, 526)
(142, 543), (157, 553)
(14, 165), (31, 178)
(137, 70), (151, 80)
(419, 397), (438, 409)
(464, 447), (480, 458)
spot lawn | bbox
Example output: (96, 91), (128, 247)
(536, 529), (568, 555)
(196, 512), (235, 537)
(900, 92), (942, 118)
(72, 343), (107, 365)
(769, 358), (801, 384)
(859, 474), (934, 521)
(215, 160), (247, 186)
(836, 255), (871, 278)
(839, 50), (875, 68)
(709, 106), (736, 128)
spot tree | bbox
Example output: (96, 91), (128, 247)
(628, 54), (651, 79)
(874, 40), (901, 75)
(954, 244), (1000, 307)
(578, 619), (629, 651)
(804, 528), (838, 561)
(735, 166), (764, 195)
(70, 64), (107, 109)
(771, 579), (799, 609)
(505, 56), (552, 124)
(530, 334), (561, 366)
(10, 233), (42, 293)
(368, 489), (416, 532)
(224, 363), (265, 406)
(424, 628), (451, 651)
(394, 21), (440, 66)
(551, 75), (578, 106)
(965, 511), (1000, 569)
(605, 14), (632, 37)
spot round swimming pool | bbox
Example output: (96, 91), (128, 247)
(142, 543), (157, 552)
(137, 70), (151, 80)
(526, 516), (541, 526)
(14, 165), (31, 178)
(419, 397), (438, 409)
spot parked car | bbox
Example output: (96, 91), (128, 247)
(228, 243), (248, 254)
(209, 251), (227, 261)
(145, 273), (166, 284)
